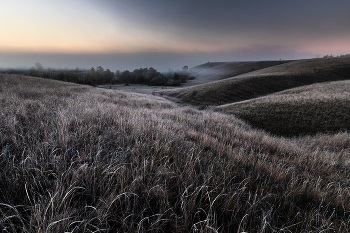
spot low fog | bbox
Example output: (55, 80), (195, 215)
(0, 45), (310, 72)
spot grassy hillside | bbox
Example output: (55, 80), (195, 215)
(216, 80), (350, 136)
(1, 74), (350, 232)
(186, 60), (292, 86)
(192, 62), (227, 69)
(163, 57), (350, 106)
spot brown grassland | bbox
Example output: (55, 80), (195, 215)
(162, 57), (350, 106)
(1, 71), (350, 232)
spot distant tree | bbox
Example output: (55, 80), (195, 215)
(149, 78), (158, 86)
(146, 67), (158, 82)
(96, 66), (104, 75)
(35, 62), (43, 71)
(116, 70), (121, 80)
(89, 67), (96, 77)
(173, 72), (180, 81)
(105, 69), (112, 76)
(182, 65), (188, 71)
(35, 62), (44, 76)
(66, 72), (79, 83)
(132, 68), (148, 84)
(55, 72), (66, 81)
(121, 70), (131, 86)
(85, 67), (97, 85)
(172, 80), (181, 86)
(103, 69), (114, 83)
(29, 67), (39, 77)
(28, 62), (44, 77)
(43, 68), (53, 79)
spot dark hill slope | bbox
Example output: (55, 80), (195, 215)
(186, 60), (292, 86)
(163, 57), (350, 106)
(216, 80), (350, 136)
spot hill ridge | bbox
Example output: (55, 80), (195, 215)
(161, 57), (350, 106)
(215, 80), (350, 136)
(185, 60), (293, 86)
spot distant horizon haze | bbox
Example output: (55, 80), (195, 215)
(0, 47), (313, 72)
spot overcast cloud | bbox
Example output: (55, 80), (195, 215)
(1, 0), (350, 71)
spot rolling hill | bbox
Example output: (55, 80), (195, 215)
(162, 56), (350, 106)
(186, 60), (292, 86)
(2, 74), (350, 232)
(215, 80), (350, 136)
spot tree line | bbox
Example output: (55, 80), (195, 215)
(2, 63), (194, 87)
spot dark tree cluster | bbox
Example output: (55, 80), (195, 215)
(36, 66), (115, 86)
(83, 66), (116, 85)
(1, 64), (114, 86)
(3, 63), (195, 87)
(115, 66), (194, 86)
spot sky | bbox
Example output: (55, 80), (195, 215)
(1, 0), (350, 71)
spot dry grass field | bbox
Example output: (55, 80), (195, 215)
(216, 80), (350, 136)
(162, 57), (350, 106)
(1, 74), (350, 232)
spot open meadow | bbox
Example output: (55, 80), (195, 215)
(1, 59), (350, 232)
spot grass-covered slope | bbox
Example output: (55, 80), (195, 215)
(186, 60), (292, 86)
(163, 57), (350, 106)
(1, 75), (350, 232)
(216, 80), (350, 136)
